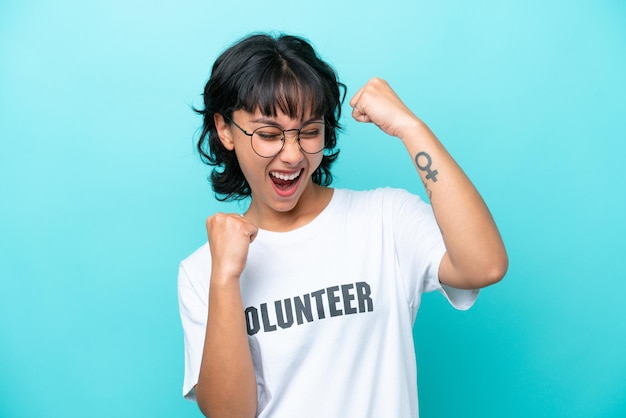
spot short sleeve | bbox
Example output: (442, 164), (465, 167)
(438, 284), (479, 310)
(389, 188), (479, 312)
(177, 261), (209, 401)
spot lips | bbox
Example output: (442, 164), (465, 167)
(269, 169), (303, 196)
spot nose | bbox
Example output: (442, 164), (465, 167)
(279, 129), (304, 163)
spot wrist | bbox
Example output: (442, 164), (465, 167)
(210, 271), (243, 289)
(397, 117), (431, 146)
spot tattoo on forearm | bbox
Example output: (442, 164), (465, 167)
(415, 151), (438, 182)
(421, 180), (433, 200)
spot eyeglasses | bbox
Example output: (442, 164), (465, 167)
(227, 118), (326, 158)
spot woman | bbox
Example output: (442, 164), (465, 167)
(178, 32), (507, 418)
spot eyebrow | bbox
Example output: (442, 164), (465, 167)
(249, 116), (324, 126)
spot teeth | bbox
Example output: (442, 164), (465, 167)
(270, 169), (302, 181)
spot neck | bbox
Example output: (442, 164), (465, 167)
(245, 184), (333, 232)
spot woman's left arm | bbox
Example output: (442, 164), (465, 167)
(351, 78), (508, 289)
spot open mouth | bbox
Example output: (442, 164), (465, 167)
(270, 169), (303, 194)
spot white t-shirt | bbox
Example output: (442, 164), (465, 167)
(178, 187), (478, 417)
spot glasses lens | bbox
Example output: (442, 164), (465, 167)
(251, 126), (284, 157)
(298, 122), (325, 154)
(251, 123), (326, 157)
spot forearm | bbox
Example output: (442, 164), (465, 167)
(196, 279), (257, 418)
(349, 78), (507, 288)
(400, 118), (508, 289)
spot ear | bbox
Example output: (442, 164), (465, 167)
(214, 113), (235, 151)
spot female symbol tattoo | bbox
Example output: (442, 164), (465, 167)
(415, 152), (438, 182)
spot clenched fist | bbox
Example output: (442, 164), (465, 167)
(206, 213), (258, 283)
(350, 77), (422, 140)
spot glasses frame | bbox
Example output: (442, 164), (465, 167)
(226, 117), (327, 158)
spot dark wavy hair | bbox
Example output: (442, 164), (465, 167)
(195, 33), (346, 201)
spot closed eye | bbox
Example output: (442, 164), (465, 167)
(299, 129), (321, 139)
(254, 129), (283, 141)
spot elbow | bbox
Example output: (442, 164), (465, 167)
(453, 253), (508, 290)
(475, 251), (509, 288)
(198, 402), (257, 418)
(197, 399), (210, 418)
(196, 385), (257, 418)
(195, 389), (212, 418)
(442, 249), (508, 290)
(483, 257), (508, 286)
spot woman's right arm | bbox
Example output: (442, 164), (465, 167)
(195, 213), (258, 418)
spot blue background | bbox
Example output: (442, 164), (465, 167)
(1, 0), (625, 417)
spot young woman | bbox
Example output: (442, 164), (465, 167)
(178, 32), (507, 418)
